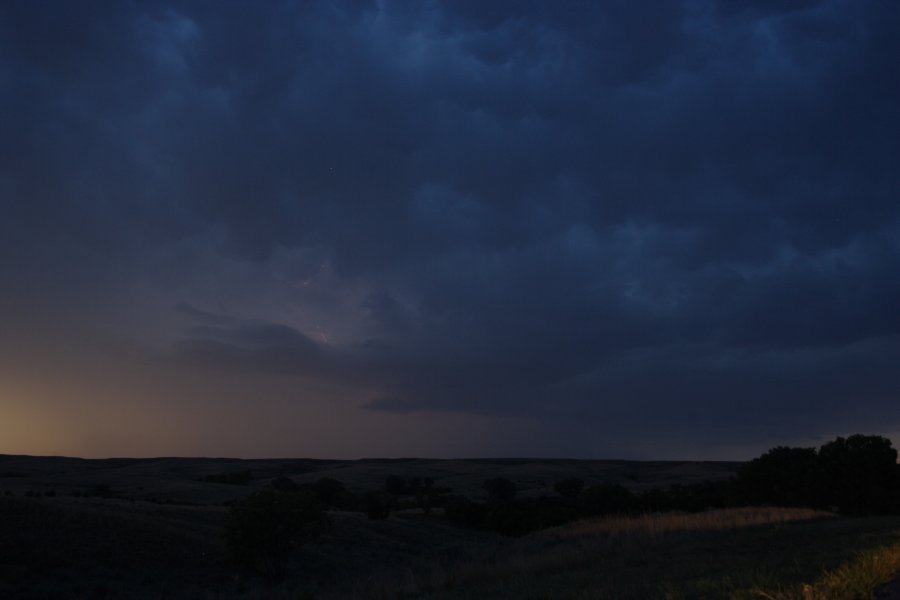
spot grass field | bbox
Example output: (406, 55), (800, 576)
(353, 509), (900, 600)
(3, 454), (900, 599)
(3, 498), (900, 599)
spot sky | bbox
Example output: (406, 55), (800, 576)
(1, 0), (899, 460)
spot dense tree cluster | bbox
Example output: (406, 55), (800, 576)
(737, 434), (899, 515)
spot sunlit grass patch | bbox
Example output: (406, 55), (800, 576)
(542, 506), (834, 540)
(338, 507), (838, 599)
(749, 540), (900, 600)
(245, 508), (900, 599)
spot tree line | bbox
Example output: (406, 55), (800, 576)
(223, 434), (900, 576)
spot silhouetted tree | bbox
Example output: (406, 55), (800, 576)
(89, 483), (117, 498)
(364, 490), (394, 519)
(410, 477), (434, 514)
(384, 475), (407, 495)
(483, 478), (517, 502)
(554, 478), (585, 499)
(737, 446), (824, 508)
(486, 502), (538, 536)
(204, 470), (253, 485)
(736, 434), (900, 515)
(270, 475), (300, 492)
(818, 434), (898, 515)
(313, 477), (350, 508)
(444, 496), (488, 528)
(582, 483), (636, 515)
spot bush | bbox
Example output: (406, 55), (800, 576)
(270, 475), (299, 492)
(554, 478), (585, 499)
(88, 483), (118, 498)
(661, 480), (736, 512)
(313, 477), (352, 508)
(363, 490), (395, 520)
(582, 483), (637, 515)
(483, 478), (517, 502)
(384, 475), (407, 495)
(444, 496), (488, 529)
(485, 502), (538, 536)
(204, 470), (254, 485)
(224, 489), (328, 578)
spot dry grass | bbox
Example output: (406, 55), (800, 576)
(750, 541), (900, 600)
(545, 506), (834, 540)
(4, 493), (899, 599)
(336, 507), (835, 599)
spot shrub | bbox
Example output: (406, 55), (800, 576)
(204, 470), (254, 486)
(444, 496), (488, 529)
(483, 478), (517, 502)
(363, 490), (394, 520)
(270, 475), (300, 492)
(384, 475), (407, 495)
(554, 478), (585, 499)
(224, 489), (328, 578)
(312, 477), (352, 508)
(582, 483), (637, 515)
(662, 480), (736, 512)
(485, 502), (538, 536)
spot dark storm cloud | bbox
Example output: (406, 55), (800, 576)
(2, 0), (899, 453)
(362, 291), (411, 333)
(172, 303), (325, 376)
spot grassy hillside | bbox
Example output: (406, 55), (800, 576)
(4, 496), (900, 599)
(342, 509), (900, 600)
(3, 454), (900, 599)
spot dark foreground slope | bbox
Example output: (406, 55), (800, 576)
(0, 493), (504, 599)
(4, 454), (900, 599)
(5, 495), (900, 599)
(0, 454), (732, 598)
